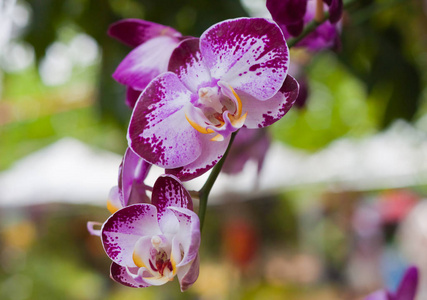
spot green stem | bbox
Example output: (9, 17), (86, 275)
(198, 131), (237, 230)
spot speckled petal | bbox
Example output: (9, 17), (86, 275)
(128, 72), (202, 169)
(200, 18), (289, 101)
(243, 75), (299, 128)
(168, 38), (212, 93)
(152, 174), (193, 214)
(167, 133), (230, 181)
(113, 36), (180, 91)
(110, 263), (151, 288)
(108, 19), (182, 48)
(101, 204), (161, 267)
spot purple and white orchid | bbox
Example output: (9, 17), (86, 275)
(109, 19), (188, 108)
(365, 266), (419, 300)
(90, 175), (200, 291)
(267, 0), (342, 51)
(128, 17), (299, 181)
(107, 147), (152, 214)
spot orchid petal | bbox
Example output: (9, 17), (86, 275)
(326, 0), (343, 23)
(107, 186), (123, 213)
(178, 255), (200, 292)
(142, 274), (172, 286)
(128, 72), (202, 169)
(167, 133), (230, 181)
(132, 236), (158, 273)
(152, 174), (193, 214)
(101, 204), (161, 267)
(108, 19), (181, 48)
(168, 207), (200, 267)
(152, 174), (193, 234)
(243, 75), (299, 128)
(121, 148), (142, 205)
(266, 0), (307, 30)
(121, 148), (151, 206)
(110, 263), (151, 288)
(395, 266), (419, 300)
(168, 38), (212, 93)
(285, 20), (305, 37)
(113, 36), (180, 91)
(87, 222), (102, 237)
(126, 87), (141, 109)
(200, 18), (289, 101)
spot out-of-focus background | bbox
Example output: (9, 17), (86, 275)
(1, 0), (427, 299)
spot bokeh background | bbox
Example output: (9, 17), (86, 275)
(1, 0), (427, 299)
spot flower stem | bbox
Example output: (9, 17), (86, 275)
(198, 131), (238, 230)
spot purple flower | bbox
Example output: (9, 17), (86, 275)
(94, 175), (200, 291)
(128, 18), (299, 181)
(266, 0), (308, 37)
(107, 147), (152, 214)
(365, 266), (419, 300)
(267, 0), (342, 51)
(109, 19), (188, 108)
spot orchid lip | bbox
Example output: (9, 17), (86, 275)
(132, 234), (176, 281)
(185, 82), (246, 141)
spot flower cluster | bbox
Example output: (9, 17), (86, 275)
(266, 0), (343, 51)
(89, 172), (200, 291)
(89, 4), (302, 291)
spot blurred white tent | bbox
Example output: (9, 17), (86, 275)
(209, 120), (427, 200)
(1, 120), (427, 207)
(0, 138), (122, 206)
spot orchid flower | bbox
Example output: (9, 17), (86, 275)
(107, 147), (152, 214)
(365, 266), (419, 300)
(90, 175), (200, 291)
(109, 19), (188, 108)
(128, 17), (299, 181)
(267, 0), (342, 51)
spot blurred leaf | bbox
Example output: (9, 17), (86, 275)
(338, 1), (422, 128)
